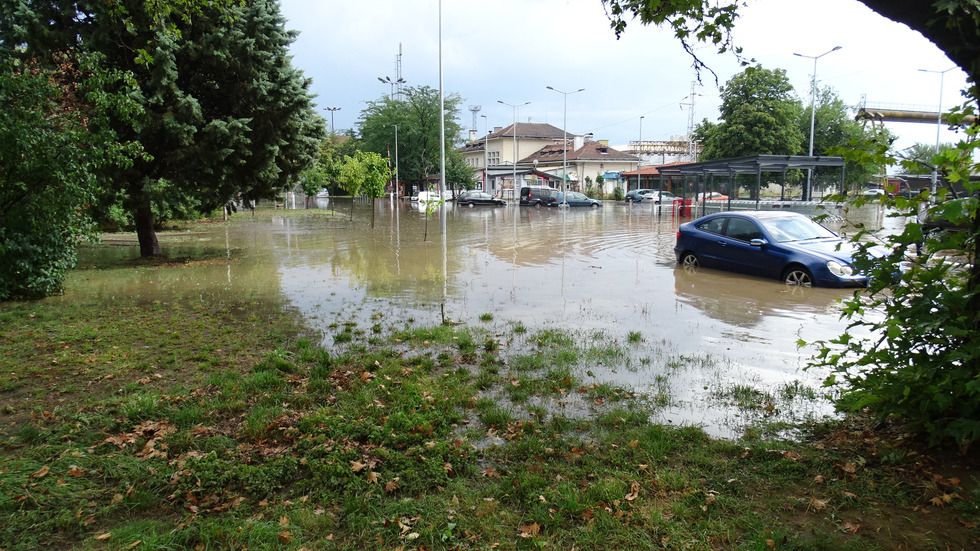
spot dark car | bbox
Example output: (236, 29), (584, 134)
(457, 190), (505, 207)
(548, 191), (602, 208)
(519, 185), (558, 206)
(674, 211), (880, 287)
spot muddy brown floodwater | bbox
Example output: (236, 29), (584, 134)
(71, 198), (894, 438)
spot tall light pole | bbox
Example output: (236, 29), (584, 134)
(481, 114), (489, 192)
(794, 46), (841, 201)
(546, 86), (584, 208)
(918, 66), (956, 195)
(323, 107), (340, 134)
(498, 100), (530, 199)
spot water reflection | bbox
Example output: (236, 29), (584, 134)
(63, 199), (892, 438)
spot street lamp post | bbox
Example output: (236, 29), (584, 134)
(918, 66), (956, 196)
(793, 46), (841, 201)
(481, 114), (489, 193)
(323, 107), (340, 134)
(638, 115), (644, 193)
(498, 100), (530, 200)
(378, 76), (406, 100)
(546, 86), (584, 208)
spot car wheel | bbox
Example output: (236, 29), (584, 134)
(591, 203), (599, 208)
(783, 266), (813, 287)
(467, 203), (475, 208)
(680, 252), (700, 269)
(533, 201), (541, 208)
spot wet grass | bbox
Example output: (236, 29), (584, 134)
(0, 240), (977, 550)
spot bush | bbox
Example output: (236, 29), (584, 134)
(812, 123), (980, 447)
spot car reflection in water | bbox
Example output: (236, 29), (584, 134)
(672, 262), (848, 328)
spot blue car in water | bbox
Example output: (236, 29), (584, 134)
(674, 211), (876, 287)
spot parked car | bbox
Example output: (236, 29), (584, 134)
(456, 190), (505, 207)
(695, 192), (729, 201)
(646, 190), (677, 204)
(625, 189), (677, 204)
(519, 185), (559, 206)
(625, 189), (654, 202)
(861, 188), (887, 196)
(674, 211), (881, 287)
(548, 191), (602, 208)
(315, 189), (329, 199)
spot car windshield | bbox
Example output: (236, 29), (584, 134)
(758, 216), (838, 243)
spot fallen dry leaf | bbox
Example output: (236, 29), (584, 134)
(94, 533), (112, 541)
(810, 497), (828, 511)
(518, 522), (540, 538)
(385, 478), (400, 493)
(840, 521), (860, 534)
(30, 466), (50, 478)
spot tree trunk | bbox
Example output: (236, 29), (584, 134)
(134, 203), (162, 257)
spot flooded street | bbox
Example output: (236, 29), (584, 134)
(69, 199), (892, 438)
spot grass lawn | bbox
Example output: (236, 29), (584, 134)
(1, 226), (978, 550)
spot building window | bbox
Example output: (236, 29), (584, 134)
(488, 151), (500, 166)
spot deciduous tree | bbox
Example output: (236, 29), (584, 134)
(1, 0), (325, 258)
(698, 66), (804, 160)
(0, 54), (143, 299)
(358, 86), (463, 195)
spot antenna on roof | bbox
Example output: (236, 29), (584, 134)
(468, 105), (482, 132)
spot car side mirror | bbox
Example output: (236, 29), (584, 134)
(749, 239), (767, 247)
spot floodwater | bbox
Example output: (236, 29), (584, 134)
(68, 198), (894, 438)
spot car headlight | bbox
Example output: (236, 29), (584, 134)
(827, 260), (854, 277)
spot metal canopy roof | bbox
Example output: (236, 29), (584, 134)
(656, 155), (845, 177)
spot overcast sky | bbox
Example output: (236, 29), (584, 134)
(279, 0), (971, 154)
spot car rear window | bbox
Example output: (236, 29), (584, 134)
(697, 217), (726, 235)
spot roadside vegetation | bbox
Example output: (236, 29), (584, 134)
(1, 239), (977, 550)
